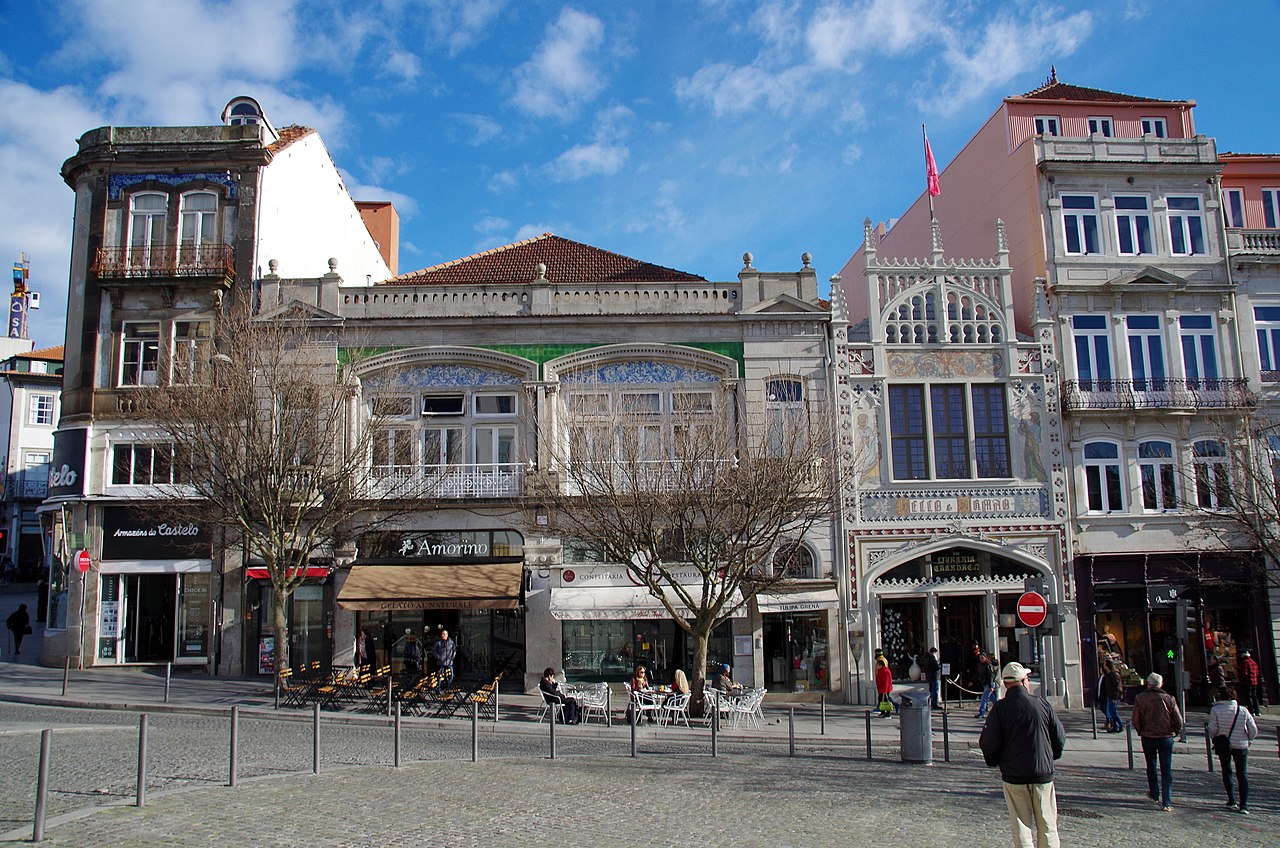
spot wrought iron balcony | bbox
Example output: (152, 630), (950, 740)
(367, 463), (524, 499)
(18, 478), (47, 499)
(1061, 378), (1255, 412)
(92, 244), (235, 281)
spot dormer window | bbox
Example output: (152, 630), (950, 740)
(223, 96), (266, 126)
(1087, 116), (1113, 137)
(1141, 117), (1167, 138)
(1034, 116), (1060, 136)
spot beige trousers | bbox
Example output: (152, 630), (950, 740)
(1001, 781), (1060, 848)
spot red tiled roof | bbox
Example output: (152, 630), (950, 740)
(1013, 80), (1185, 105)
(268, 125), (313, 153)
(385, 233), (706, 286)
(19, 345), (63, 361)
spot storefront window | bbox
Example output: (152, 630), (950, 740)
(763, 612), (829, 691)
(176, 573), (209, 660)
(561, 619), (730, 683)
(98, 574), (120, 659)
(47, 555), (69, 630)
(1094, 610), (1147, 686)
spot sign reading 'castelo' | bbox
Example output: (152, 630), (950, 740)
(101, 507), (210, 560)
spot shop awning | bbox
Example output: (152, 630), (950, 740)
(245, 567), (331, 580)
(549, 585), (747, 620)
(98, 559), (212, 574)
(754, 588), (840, 614)
(337, 563), (523, 611)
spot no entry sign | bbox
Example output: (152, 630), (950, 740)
(1016, 591), (1048, 628)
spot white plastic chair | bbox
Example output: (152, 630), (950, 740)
(661, 692), (691, 727)
(579, 683), (611, 725)
(624, 682), (662, 724)
(536, 689), (566, 723)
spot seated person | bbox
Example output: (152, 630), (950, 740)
(630, 665), (651, 692)
(538, 668), (580, 724)
(671, 668), (691, 696)
(715, 663), (741, 692)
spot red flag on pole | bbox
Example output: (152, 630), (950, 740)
(924, 127), (941, 197)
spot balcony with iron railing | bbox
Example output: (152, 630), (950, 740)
(17, 477), (47, 500)
(367, 463), (524, 499)
(1061, 378), (1255, 413)
(92, 244), (235, 282)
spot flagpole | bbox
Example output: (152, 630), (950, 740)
(923, 124), (935, 221)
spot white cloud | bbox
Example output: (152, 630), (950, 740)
(422, 0), (507, 56)
(384, 49), (422, 83)
(474, 216), (511, 236)
(841, 143), (863, 164)
(339, 168), (419, 218)
(625, 179), (687, 235)
(675, 62), (813, 118)
(487, 170), (519, 193)
(807, 0), (937, 70)
(510, 8), (606, 120)
(545, 142), (629, 181)
(924, 10), (1094, 114)
(514, 223), (563, 241)
(450, 113), (503, 146)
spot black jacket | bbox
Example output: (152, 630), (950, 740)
(979, 685), (1066, 784)
(919, 652), (940, 681)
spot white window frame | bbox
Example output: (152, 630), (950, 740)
(1179, 315), (1219, 384)
(473, 393), (517, 417)
(1071, 315), (1113, 385)
(474, 425), (517, 468)
(766, 378), (806, 458)
(1193, 440), (1231, 509)
(178, 191), (217, 263)
(1166, 195), (1206, 256)
(423, 426), (464, 467)
(1114, 195), (1152, 255)
(27, 393), (55, 426)
(120, 321), (160, 386)
(1061, 194), (1100, 255)
(1141, 117), (1167, 138)
(1034, 115), (1060, 136)
(128, 192), (167, 254)
(1223, 188), (1245, 228)
(1138, 440), (1178, 512)
(1262, 188), (1280, 230)
(1125, 315), (1166, 390)
(110, 442), (183, 486)
(1087, 116), (1113, 137)
(171, 320), (211, 385)
(1083, 441), (1125, 513)
(1256, 306), (1280, 379)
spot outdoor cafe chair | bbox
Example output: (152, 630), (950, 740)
(577, 682), (612, 725)
(536, 689), (568, 723)
(625, 682), (662, 725)
(661, 692), (691, 727)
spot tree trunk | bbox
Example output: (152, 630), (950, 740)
(272, 583), (290, 685)
(689, 625), (711, 717)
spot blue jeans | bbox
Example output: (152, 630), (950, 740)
(928, 678), (940, 708)
(977, 684), (998, 716)
(1102, 697), (1121, 730)
(1141, 736), (1174, 807)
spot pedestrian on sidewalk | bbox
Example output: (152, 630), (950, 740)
(6, 603), (31, 655)
(875, 656), (898, 716)
(920, 646), (941, 709)
(432, 629), (457, 683)
(979, 661), (1065, 848)
(1237, 650), (1262, 716)
(975, 652), (998, 719)
(1100, 660), (1123, 732)
(1131, 672), (1182, 812)
(1207, 684), (1258, 815)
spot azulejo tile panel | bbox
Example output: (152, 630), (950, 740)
(561, 361), (721, 384)
(362, 365), (522, 389)
(859, 486), (1050, 522)
(108, 172), (239, 200)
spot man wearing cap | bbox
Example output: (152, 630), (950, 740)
(979, 662), (1066, 848)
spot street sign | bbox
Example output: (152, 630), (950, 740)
(75, 549), (92, 573)
(1016, 591), (1048, 628)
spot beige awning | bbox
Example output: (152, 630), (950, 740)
(337, 563), (523, 611)
(549, 585), (746, 620)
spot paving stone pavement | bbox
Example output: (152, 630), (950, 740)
(1, 701), (1276, 847)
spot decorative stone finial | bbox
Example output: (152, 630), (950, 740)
(930, 218), (944, 260)
(742, 252), (753, 268)
(267, 259), (278, 274)
(801, 252), (812, 268)
(534, 262), (547, 281)
(995, 218), (1008, 255)
(1049, 65), (1057, 85)
(328, 257), (338, 272)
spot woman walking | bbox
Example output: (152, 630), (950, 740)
(1208, 685), (1259, 814)
(875, 656), (898, 717)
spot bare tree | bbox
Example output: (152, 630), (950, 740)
(534, 381), (837, 712)
(130, 304), (408, 678)
(1180, 413), (1280, 591)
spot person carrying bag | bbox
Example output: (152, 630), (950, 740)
(1208, 685), (1259, 814)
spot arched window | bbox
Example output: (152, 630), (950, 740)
(1138, 440), (1177, 512)
(179, 191), (218, 263)
(1192, 440), (1230, 509)
(773, 542), (815, 579)
(128, 193), (167, 266)
(1083, 442), (1124, 513)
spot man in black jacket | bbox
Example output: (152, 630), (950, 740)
(979, 662), (1066, 848)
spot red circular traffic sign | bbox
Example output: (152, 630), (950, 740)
(75, 549), (92, 573)
(1016, 591), (1047, 628)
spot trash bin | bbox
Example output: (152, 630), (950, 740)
(899, 689), (933, 764)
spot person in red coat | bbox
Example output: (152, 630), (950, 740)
(1238, 650), (1263, 716)
(875, 656), (898, 717)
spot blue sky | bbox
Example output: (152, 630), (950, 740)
(2, 0), (1277, 348)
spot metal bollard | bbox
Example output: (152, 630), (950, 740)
(942, 708), (950, 763)
(274, 677), (280, 710)
(865, 709), (873, 761)
(136, 714), (149, 807)
(1125, 720), (1134, 770)
(820, 695), (826, 735)
(312, 703), (321, 774)
(492, 679), (499, 723)
(62, 656), (70, 697)
(549, 704), (557, 760)
(471, 699), (479, 763)
(1090, 700), (1098, 740)
(788, 706), (796, 757)
(394, 702), (402, 768)
(386, 675), (393, 718)
(711, 702), (718, 758)
(164, 663), (172, 703)
(229, 706), (239, 787)
(1203, 721), (1213, 772)
(630, 707), (638, 758)
(33, 728), (51, 842)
